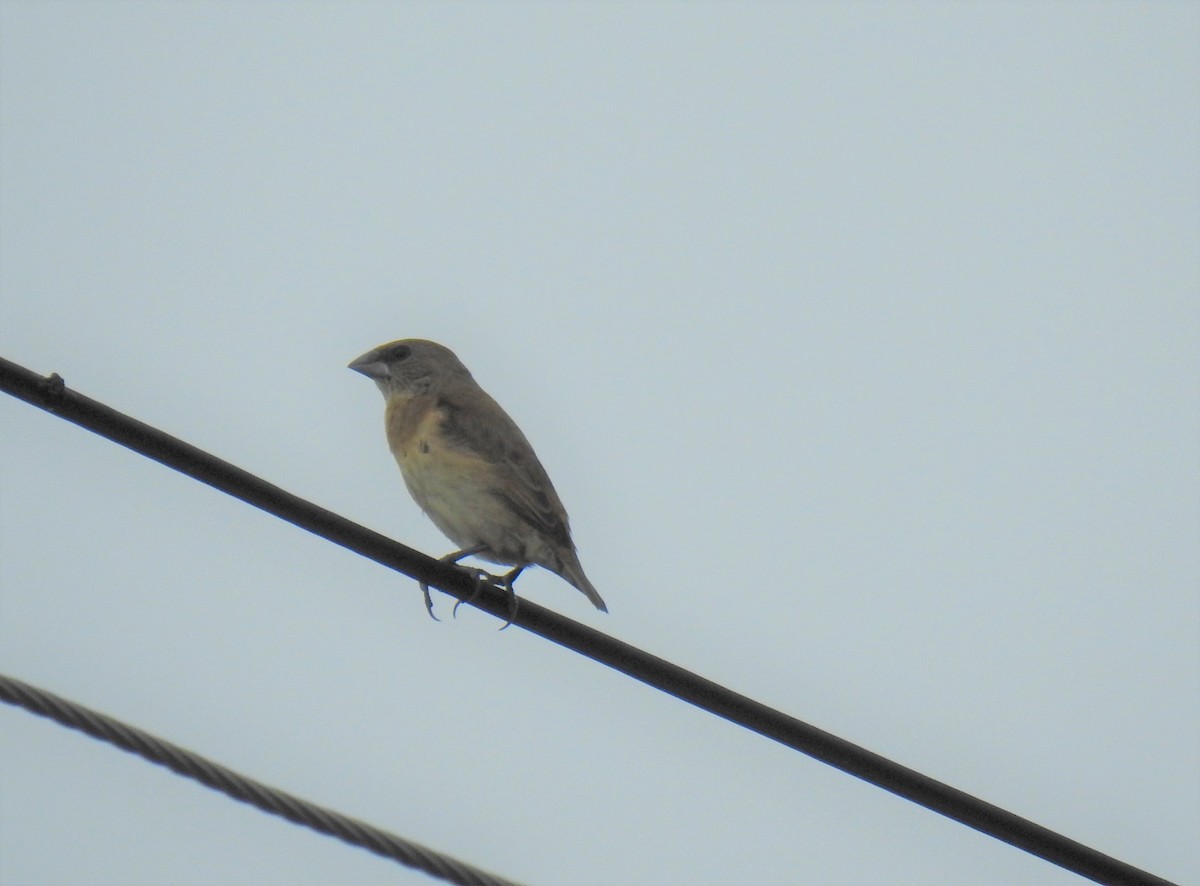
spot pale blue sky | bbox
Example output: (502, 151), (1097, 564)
(2, 3), (1197, 885)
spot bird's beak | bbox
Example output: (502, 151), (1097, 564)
(348, 349), (391, 381)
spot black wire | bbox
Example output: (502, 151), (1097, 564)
(0, 355), (1180, 886)
(0, 673), (524, 886)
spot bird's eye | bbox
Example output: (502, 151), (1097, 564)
(387, 344), (411, 361)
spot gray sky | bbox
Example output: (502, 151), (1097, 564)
(1, 3), (1197, 885)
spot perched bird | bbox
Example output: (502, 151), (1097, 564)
(349, 339), (607, 617)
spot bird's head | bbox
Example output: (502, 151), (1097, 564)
(348, 339), (472, 399)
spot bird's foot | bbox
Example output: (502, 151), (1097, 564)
(451, 568), (496, 619)
(420, 546), (488, 622)
(495, 566), (524, 631)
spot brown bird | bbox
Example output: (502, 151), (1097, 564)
(349, 339), (607, 617)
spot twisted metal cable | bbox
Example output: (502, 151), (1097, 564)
(1, 673), (524, 886)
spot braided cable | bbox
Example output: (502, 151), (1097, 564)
(1, 673), (524, 886)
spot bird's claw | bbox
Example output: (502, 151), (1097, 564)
(496, 567), (523, 631)
(419, 545), (488, 621)
(451, 568), (493, 619)
(418, 581), (441, 621)
(444, 567), (520, 629)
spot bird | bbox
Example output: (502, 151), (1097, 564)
(348, 338), (607, 619)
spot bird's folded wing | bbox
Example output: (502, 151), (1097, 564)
(437, 392), (574, 549)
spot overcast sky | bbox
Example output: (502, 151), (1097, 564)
(1, 3), (1197, 885)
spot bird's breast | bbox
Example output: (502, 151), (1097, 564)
(385, 395), (476, 485)
(384, 393), (503, 549)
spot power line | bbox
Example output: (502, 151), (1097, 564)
(0, 673), (523, 886)
(0, 355), (1179, 886)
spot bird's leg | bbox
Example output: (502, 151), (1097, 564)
(420, 545), (489, 621)
(495, 566), (524, 631)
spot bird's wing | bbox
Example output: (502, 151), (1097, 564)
(437, 390), (574, 550)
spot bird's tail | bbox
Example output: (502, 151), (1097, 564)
(557, 551), (608, 612)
